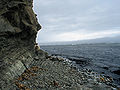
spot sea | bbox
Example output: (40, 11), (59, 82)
(40, 43), (120, 86)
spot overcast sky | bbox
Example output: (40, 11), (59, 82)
(33, 0), (120, 43)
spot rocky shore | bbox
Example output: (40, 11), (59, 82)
(0, 0), (119, 90)
(1, 50), (118, 90)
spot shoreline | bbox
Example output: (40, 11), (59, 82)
(0, 49), (119, 90)
(50, 55), (120, 88)
(40, 44), (120, 88)
(53, 54), (120, 87)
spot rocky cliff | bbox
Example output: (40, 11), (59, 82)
(0, 0), (43, 88)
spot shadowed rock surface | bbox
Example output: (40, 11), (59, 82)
(0, 0), (41, 88)
(113, 70), (120, 75)
(0, 0), (118, 90)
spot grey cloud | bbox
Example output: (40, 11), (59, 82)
(33, 0), (120, 42)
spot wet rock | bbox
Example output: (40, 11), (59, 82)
(34, 56), (39, 60)
(112, 70), (120, 75)
(67, 57), (91, 66)
(101, 72), (105, 74)
(49, 56), (64, 62)
(103, 67), (109, 70)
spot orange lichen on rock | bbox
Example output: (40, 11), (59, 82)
(25, 87), (30, 90)
(30, 66), (48, 71)
(100, 77), (105, 82)
(15, 82), (25, 89)
(15, 66), (40, 89)
(17, 76), (23, 81)
(30, 73), (37, 77)
(30, 66), (39, 72)
(21, 73), (30, 80)
(17, 66), (39, 81)
(53, 81), (59, 86)
(15, 81), (30, 90)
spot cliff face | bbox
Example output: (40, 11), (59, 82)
(0, 0), (41, 44)
(0, 0), (42, 86)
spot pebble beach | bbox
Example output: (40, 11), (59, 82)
(8, 53), (119, 90)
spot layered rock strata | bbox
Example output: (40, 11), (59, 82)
(0, 0), (42, 87)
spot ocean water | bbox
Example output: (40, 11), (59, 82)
(41, 43), (120, 86)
